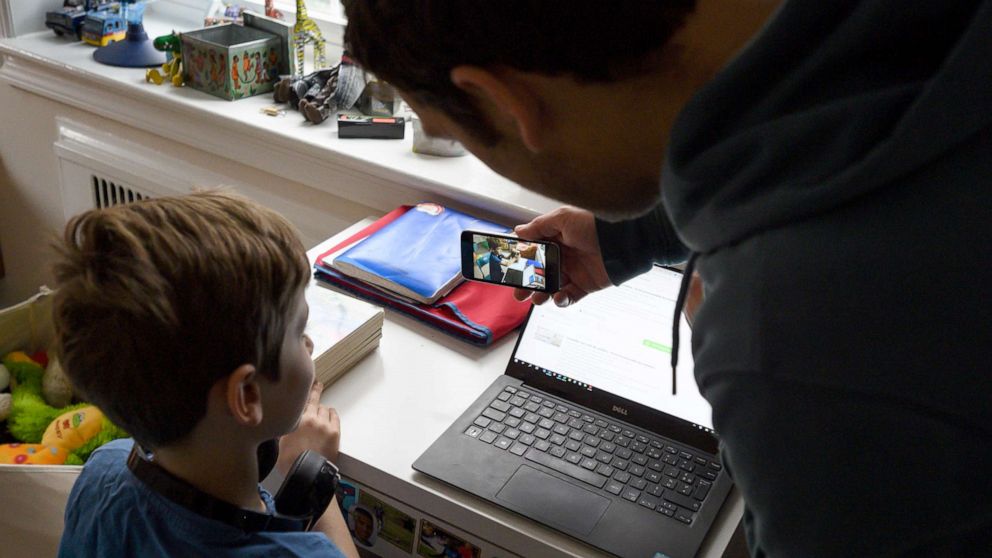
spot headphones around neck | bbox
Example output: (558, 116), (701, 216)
(127, 439), (339, 533)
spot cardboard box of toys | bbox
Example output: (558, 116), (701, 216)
(0, 287), (127, 468)
(0, 287), (130, 556)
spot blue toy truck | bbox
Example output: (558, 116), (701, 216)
(46, 0), (119, 40)
(80, 11), (126, 47)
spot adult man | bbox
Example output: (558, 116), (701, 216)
(344, 1), (992, 555)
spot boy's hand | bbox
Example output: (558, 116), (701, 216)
(277, 382), (340, 474)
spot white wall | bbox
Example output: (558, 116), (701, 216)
(2, 0), (61, 38)
(0, 78), (377, 307)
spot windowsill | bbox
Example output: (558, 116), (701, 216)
(0, 7), (559, 222)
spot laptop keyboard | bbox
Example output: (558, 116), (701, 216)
(463, 385), (722, 526)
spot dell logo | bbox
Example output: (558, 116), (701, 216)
(612, 405), (628, 416)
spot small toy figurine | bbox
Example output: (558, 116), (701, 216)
(300, 57), (367, 124)
(274, 67), (337, 106)
(265, 0), (284, 20)
(145, 32), (184, 87)
(204, 1), (245, 26)
(293, 0), (326, 77)
(271, 52), (369, 124)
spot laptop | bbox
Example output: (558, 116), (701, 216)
(413, 266), (732, 558)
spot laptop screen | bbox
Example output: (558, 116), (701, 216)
(505, 265), (718, 454)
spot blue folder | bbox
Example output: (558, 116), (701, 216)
(332, 204), (509, 304)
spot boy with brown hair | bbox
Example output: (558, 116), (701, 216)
(53, 191), (359, 557)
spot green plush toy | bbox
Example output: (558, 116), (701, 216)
(1, 351), (127, 465)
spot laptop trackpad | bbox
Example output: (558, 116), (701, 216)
(496, 465), (610, 535)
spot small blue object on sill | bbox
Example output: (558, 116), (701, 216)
(93, 22), (166, 68)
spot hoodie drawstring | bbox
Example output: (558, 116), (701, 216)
(671, 252), (698, 395)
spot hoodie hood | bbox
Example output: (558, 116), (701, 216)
(662, 0), (992, 253)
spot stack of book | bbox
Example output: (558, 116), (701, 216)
(305, 271), (385, 386)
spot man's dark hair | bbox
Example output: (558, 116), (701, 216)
(52, 191), (310, 449)
(343, 1), (696, 144)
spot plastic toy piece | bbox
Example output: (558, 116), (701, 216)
(293, 0), (326, 77)
(260, 105), (286, 117)
(145, 32), (184, 86)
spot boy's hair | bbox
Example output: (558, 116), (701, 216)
(342, 0), (696, 144)
(52, 191), (310, 448)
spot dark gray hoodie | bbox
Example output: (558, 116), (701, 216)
(597, 1), (992, 555)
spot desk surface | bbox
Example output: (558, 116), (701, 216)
(309, 230), (743, 558)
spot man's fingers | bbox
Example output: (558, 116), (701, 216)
(513, 287), (553, 305)
(514, 212), (563, 241)
(553, 284), (587, 307)
(529, 292), (551, 305)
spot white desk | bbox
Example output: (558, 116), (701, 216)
(309, 234), (744, 558)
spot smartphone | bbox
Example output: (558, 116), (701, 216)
(460, 230), (561, 293)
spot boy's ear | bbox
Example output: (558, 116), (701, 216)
(450, 65), (546, 153)
(224, 364), (263, 426)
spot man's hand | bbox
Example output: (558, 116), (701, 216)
(513, 207), (612, 307)
(277, 382), (340, 475)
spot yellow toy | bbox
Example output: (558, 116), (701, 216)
(0, 444), (69, 465)
(145, 32), (184, 87)
(0, 351), (127, 466)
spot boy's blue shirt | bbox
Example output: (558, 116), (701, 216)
(58, 439), (348, 558)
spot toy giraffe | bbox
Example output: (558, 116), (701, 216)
(293, 0), (326, 77)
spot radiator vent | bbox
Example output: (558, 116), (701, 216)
(92, 175), (150, 208)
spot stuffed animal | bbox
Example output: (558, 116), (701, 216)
(0, 363), (10, 391)
(0, 393), (10, 423)
(0, 351), (127, 465)
(0, 443), (69, 465)
(42, 356), (73, 408)
(0, 363), (10, 422)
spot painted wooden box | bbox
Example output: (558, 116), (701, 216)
(181, 24), (282, 100)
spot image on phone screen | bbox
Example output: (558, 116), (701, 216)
(461, 231), (560, 292)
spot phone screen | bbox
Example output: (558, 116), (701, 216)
(461, 231), (560, 292)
